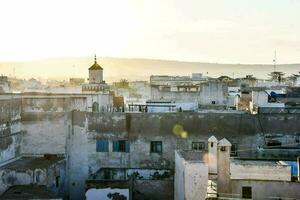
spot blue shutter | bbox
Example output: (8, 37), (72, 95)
(104, 140), (109, 152)
(125, 140), (130, 153)
(96, 140), (108, 152)
(113, 141), (119, 152)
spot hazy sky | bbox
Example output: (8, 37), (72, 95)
(0, 0), (300, 64)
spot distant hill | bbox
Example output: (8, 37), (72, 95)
(0, 57), (299, 83)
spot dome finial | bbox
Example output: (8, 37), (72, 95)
(94, 54), (97, 64)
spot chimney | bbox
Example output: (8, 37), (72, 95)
(217, 138), (232, 197)
(208, 136), (218, 180)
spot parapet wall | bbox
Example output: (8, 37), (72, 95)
(81, 112), (300, 136)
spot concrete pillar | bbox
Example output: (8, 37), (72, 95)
(217, 138), (231, 197)
(208, 136), (218, 180)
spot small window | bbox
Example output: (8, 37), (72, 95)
(266, 139), (282, 147)
(92, 102), (99, 112)
(113, 140), (130, 152)
(220, 146), (226, 151)
(56, 176), (60, 188)
(211, 143), (213, 148)
(242, 186), (252, 199)
(96, 140), (109, 152)
(150, 141), (162, 153)
(231, 143), (237, 156)
(192, 142), (205, 151)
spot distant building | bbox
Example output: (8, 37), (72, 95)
(0, 75), (11, 93)
(69, 78), (85, 86)
(82, 55), (109, 93)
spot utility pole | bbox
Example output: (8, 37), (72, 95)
(273, 50), (277, 72)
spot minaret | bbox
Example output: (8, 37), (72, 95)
(88, 54), (103, 84)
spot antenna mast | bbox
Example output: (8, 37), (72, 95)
(273, 50), (277, 72)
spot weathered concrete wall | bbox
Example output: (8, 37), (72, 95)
(174, 152), (185, 200)
(0, 169), (34, 194)
(85, 112), (300, 159)
(0, 97), (22, 165)
(231, 161), (291, 181)
(0, 159), (65, 196)
(184, 162), (208, 200)
(85, 112), (300, 136)
(21, 96), (87, 112)
(230, 180), (300, 199)
(174, 151), (208, 200)
(21, 113), (67, 155)
(67, 120), (89, 200)
(134, 180), (173, 200)
(151, 82), (228, 105)
(68, 111), (300, 199)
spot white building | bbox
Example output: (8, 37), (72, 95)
(175, 136), (300, 200)
(89, 55), (103, 84)
(0, 75), (11, 93)
(250, 89), (285, 114)
(82, 55), (109, 93)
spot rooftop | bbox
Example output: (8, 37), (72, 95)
(0, 185), (60, 199)
(177, 150), (207, 162)
(0, 156), (64, 170)
(231, 158), (288, 166)
(89, 55), (103, 70)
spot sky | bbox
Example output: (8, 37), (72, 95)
(0, 0), (300, 64)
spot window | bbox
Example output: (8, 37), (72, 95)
(113, 140), (130, 152)
(96, 140), (109, 152)
(56, 176), (60, 188)
(192, 142), (205, 151)
(231, 143), (237, 156)
(266, 139), (282, 147)
(150, 141), (162, 153)
(242, 186), (252, 199)
(92, 102), (99, 112)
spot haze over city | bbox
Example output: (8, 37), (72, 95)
(1, 1), (300, 200)
(1, 0), (300, 81)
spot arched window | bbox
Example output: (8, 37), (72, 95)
(92, 102), (99, 112)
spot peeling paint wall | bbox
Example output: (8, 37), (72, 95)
(21, 113), (67, 155)
(0, 97), (22, 165)
(230, 180), (300, 199)
(0, 169), (33, 194)
(151, 82), (228, 105)
(230, 162), (291, 181)
(0, 160), (65, 197)
(67, 111), (300, 199)
(174, 151), (208, 200)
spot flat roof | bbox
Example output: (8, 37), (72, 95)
(177, 150), (206, 162)
(0, 156), (64, 170)
(231, 158), (287, 166)
(0, 185), (60, 199)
